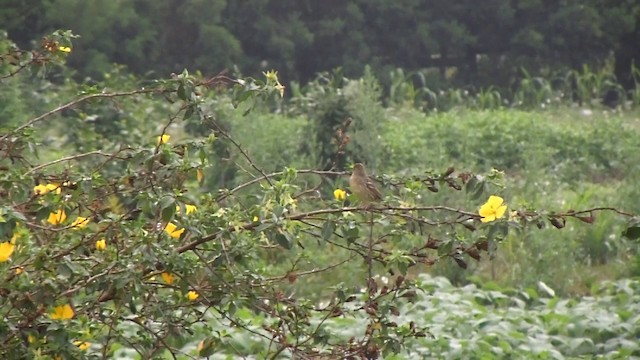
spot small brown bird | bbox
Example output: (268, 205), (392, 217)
(349, 163), (382, 205)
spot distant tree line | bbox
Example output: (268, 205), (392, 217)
(2, 0), (639, 89)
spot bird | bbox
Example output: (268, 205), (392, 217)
(349, 163), (382, 205)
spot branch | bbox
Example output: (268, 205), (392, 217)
(561, 207), (635, 218)
(23, 149), (132, 175)
(176, 205), (481, 253)
(217, 169), (348, 202)
(0, 88), (160, 142)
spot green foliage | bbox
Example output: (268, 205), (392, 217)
(2, 0), (639, 90)
(293, 67), (385, 170)
(150, 275), (640, 358)
(2, 31), (639, 359)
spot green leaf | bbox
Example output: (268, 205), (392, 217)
(321, 220), (335, 241)
(275, 232), (292, 250)
(128, 298), (138, 314)
(56, 262), (73, 279)
(487, 222), (509, 241)
(67, 258), (89, 276)
(622, 225), (640, 240)
(159, 196), (176, 222)
(233, 88), (253, 108)
(254, 222), (274, 232)
(272, 205), (285, 220)
(398, 260), (408, 275)
(177, 83), (187, 101)
(183, 105), (195, 120)
(161, 206), (176, 222)
(10, 209), (27, 222)
(465, 176), (485, 200)
(437, 240), (454, 256)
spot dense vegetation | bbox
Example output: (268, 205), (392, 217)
(1, 5), (640, 359)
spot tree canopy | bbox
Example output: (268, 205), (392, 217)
(2, 0), (639, 88)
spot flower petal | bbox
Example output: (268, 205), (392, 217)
(478, 204), (494, 218)
(0, 242), (15, 262)
(481, 214), (496, 223)
(487, 195), (504, 208)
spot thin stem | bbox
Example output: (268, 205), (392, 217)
(1, 89), (160, 142)
(23, 150), (131, 175)
(368, 212), (374, 285)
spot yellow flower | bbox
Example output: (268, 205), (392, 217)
(49, 304), (74, 320)
(263, 70), (279, 82)
(34, 183), (61, 195)
(73, 340), (90, 351)
(47, 183), (61, 193)
(47, 209), (66, 225)
(0, 242), (15, 262)
(157, 134), (170, 145)
(71, 216), (89, 229)
(58, 46), (71, 53)
(164, 223), (185, 239)
(253, 215), (259, 222)
(95, 239), (106, 251)
(263, 70), (285, 97)
(479, 195), (507, 223)
(161, 272), (174, 284)
(176, 204), (197, 215)
(15, 267), (24, 275)
(333, 189), (347, 201)
(186, 290), (199, 301)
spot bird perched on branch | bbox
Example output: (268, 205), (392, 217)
(349, 163), (382, 205)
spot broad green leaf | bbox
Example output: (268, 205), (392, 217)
(275, 232), (292, 250)
(321, 220), (335, 241)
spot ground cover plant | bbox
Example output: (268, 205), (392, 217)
(152, 275), (639, 359)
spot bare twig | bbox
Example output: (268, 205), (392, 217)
(217, 169), (348, 202)
(1, 89), (160, 142)
(176, 205), (482, 253)
(23, 149), (132, 175)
